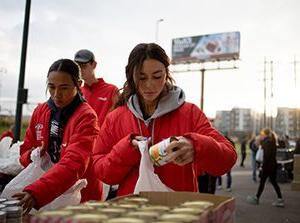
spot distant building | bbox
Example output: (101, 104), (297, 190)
(215, 107), (300, 139)
(214, 111), (231, 134)
(275, 107), (300, 138)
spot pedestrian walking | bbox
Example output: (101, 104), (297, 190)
(247, 128), (284, 207)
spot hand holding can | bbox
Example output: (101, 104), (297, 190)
(149, 137), (178, 166)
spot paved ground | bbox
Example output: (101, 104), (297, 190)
(215, 157), (300, 223)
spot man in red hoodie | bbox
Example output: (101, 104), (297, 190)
(74, 49), (119, 128)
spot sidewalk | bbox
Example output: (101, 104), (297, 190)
(215, 158), (300, 223)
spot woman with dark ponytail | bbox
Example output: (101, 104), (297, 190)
(13, 59), (102, 213)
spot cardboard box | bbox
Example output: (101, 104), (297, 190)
(116, 191), (235, 223)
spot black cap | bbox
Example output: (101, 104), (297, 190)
(74, 49), (95, 63)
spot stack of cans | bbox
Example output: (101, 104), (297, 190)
(0, 199), (22, 223)
(30, 196), (215, 223)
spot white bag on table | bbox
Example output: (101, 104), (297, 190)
(134, 140), (173, 194)
(0, 148), (87, 212)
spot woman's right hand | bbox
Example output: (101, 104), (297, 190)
(131, 136), (150, 149)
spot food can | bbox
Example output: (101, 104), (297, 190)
(125, 211), (159, 221)
(181, 200), (214, 209)
(171, 207), (205, 215)
(0, 198), (7, 203)
(0, 211), (6, 223)
(70, 213), (108, 223)
(149, 137), (178, 166)
(122, 197), (149, 205)
(63, 205), (94, 213)
(1, 206), (22, 223)
(84, 201), (110, 209)
(159, 213), (199, 222)
(104, 217), (146, 223)
(139, 205), (170, 213)
(98, 208), (127, 218)
(30, 210), (72, 223)
(2, 200), (20, 207)
(113, 203), (139, 211)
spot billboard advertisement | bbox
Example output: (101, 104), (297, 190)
(171, 31), (240, 64)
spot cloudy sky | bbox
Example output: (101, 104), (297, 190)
(0, 0), (299, 117)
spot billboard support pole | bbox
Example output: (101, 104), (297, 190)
(200, 68), (205, 111)
(14, 0), (31, 142)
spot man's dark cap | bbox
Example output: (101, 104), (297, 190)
(74, 49), (95, 63)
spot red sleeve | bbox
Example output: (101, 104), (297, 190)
(184, 105), (237, 176)
(0, 130), (14, 140)
(19, 108), (40, 167)
(93, 115), (140, 185)
(24, 111), (99, 209)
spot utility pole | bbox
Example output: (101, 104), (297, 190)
(294, 55), (299, 88)
(14, 0), (31, 141)
(263, 57), (267, 127)
(155, 19), (164, 43)
(270, 61), (274, 129)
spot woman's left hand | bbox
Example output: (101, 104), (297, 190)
(12, 191), (36, 215)
(166, 136), (194, 166)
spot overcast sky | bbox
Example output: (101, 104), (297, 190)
(0, 0), (299, 117)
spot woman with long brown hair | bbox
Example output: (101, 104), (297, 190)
(93, 43), (237, 197)
(247, 128), (284, 207)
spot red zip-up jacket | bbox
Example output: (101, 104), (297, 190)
(93, 102), (237, 196)
(20, 102), (102, 209)
(81, 78), (118, 127)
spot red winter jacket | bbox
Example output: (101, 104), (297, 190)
(0, 130), (14, 141)
(93, 102), (237, 197)
(20, 102), (102, 209)
(81, 78), (118, 127)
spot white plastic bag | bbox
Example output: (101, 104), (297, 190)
(256, 146), (264, 163)
(39, 179), (87, 212)
(0, 140), (24, 175)
(0, 137), (13, 157)
(1, 148), (87, 211)
(1, 148), (45, 198)
(134, 140), (173, 194)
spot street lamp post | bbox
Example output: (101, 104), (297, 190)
(155, 18), (164, 43)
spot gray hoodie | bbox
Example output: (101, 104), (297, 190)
(127, 86), (186, 128)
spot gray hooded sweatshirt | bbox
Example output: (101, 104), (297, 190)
(127, 86), (185, 141)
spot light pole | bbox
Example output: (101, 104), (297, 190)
(155, 18), (164, 43)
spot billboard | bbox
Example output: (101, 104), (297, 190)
(171, 31), (240, 64)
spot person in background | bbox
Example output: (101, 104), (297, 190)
(13, 59), (102, 213)
(0, 125), (14, 141)
(198, 173), (217, 194)
(295, 137), (300, 154)
(240, 136), (247, 167)
(74, 49), (119, 128)
(216, 134), (235, 192)
(93, 43), (237, 197)
(249, 135), (260, 182)
(247, 128), (284, 207)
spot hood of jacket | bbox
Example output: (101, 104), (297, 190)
(127, 86), (185, 125)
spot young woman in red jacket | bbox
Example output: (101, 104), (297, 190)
(13, 59), (102, 213)
(93, 43), (237, 197)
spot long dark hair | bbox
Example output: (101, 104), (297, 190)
(115, 43), (175, 107)
(47, 59), (82, 93)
